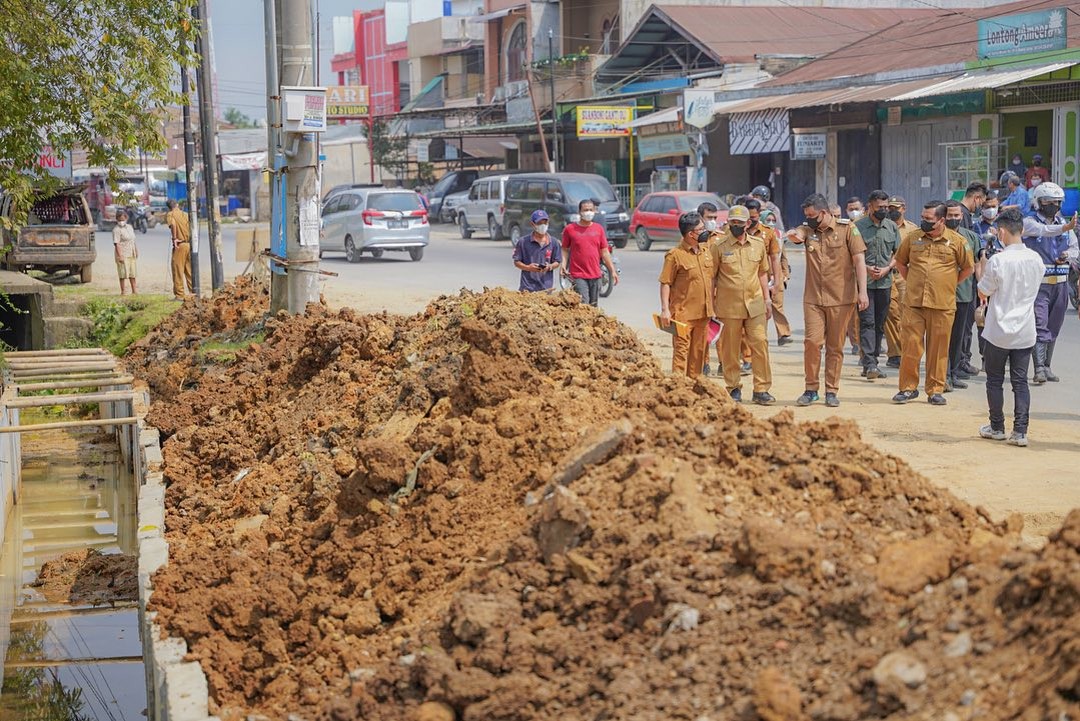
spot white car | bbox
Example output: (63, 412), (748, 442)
(457, 175), (515, 240)
(320, 188), (429, 262)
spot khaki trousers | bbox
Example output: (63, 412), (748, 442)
(884, 276), (907, 358)
(672, 317), (710, 379)
(803, 303), (855, 393)
(171, 242), (193, 298)
(721, 315), (771, 393)
(772, 283), (792, 338)
(899, 305), (955, 396)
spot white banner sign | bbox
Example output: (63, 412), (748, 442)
(221, 152), (266, 171)
(683, 90), (716, 129)
(791, 133), (827, 160)
(729, 109), (790, 155)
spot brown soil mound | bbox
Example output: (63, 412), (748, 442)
(33, 549), (138, 605)
(139, 283), (1079, 721)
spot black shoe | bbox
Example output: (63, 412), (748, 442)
(729, 388), (742, 402)
(850, 345), (859, 356)
(954, 368), (971, 380)
(960, 360), (979, 376)
(866, 367), (883, 380)
(752, 392), (775, 406)
(1045, 367), (1060, 382)
(703, 363), (710, 376)
(740, 361), (752, 375)
(893, 390), (919, 404)
(778, 335), (792, 346)
(943, 380), (953, 393)
(825, 393), (840, 408)
(795, 390), (819, 407)
(886, 356), (901, 368)
(860, 367), (868, 377)
(951, 377), (969, 389)
(928, 393), (947, 406)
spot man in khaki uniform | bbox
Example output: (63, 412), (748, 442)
(659, 212), (716, 378)
(164, 199), (193, 299)
(760, 208), (792, 345)
(712, 206), (774, 404)
(787, 193), (869, 408)
(892, 200), (975, 406)
(884, 196), (918, 366)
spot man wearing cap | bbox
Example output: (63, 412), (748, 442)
(883, 196), (918, 367)
(786, 193), (869, 408)
(512, 210), (562, 292)
(1025, 154), (1051, 189)
(659, 212), (715, 378)
(713, 205), (774, 404)
(561, 198), (619, 306)
(892, 200), (975, 406)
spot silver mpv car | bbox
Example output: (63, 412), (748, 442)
(320, 188), (429, 262)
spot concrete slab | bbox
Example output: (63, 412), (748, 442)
(0, 270), (52, 296)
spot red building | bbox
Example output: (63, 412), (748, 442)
(331, 9), (408, 117)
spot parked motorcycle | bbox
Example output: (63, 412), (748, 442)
(557, 240), (621, 298)
(1069, 256), (1079, 310)
(127, 203), (149, 234)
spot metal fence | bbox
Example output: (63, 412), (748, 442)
(613, 184), (651, 209)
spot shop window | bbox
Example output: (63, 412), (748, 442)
(1024, 126), (1039, 147)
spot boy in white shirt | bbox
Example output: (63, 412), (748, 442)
(976, 208), (1046, 447)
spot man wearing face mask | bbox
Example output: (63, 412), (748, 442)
(786, 194), (869, 408)
(760, 208), (792, 345)
(845, 197), (865, 221)
(883, 196), (918, 368)
(972, 190), (1001, 364)
(698, 201), (721, 234)
(959, 181), (986, 231)
(712, 206), (774, 404)
(944, 200), (983, 391)
(1023, 182), (1079, 384)
(854, 190), (899, 380)
(746, 199), (791, 346)
(1025, 154), (1051, 189)
(561, 198), (619, 306)
(892, 201), (975, 406)
(512, 210), (562, 292)
(659, 212), (716, 378)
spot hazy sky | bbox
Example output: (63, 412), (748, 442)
(211, 0), (382, 120)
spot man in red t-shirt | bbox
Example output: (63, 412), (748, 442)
(560, 199), (619, 305)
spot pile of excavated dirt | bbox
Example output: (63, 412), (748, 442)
(33, 549), (138, 605)
(135, 283), (1078, 721)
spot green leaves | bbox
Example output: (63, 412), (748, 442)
(0, 0), (198, 225)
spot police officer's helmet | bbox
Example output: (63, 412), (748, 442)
(750, 185), (771, 202)
(1031, 181), (1065, 204)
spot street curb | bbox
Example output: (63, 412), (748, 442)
(136, 418), (217, 721)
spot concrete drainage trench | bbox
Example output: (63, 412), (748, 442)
(0, 349), (194, 721)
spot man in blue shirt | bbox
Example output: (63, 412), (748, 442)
(512, 209), (562, 292)
(1000, 171), (1030, 215)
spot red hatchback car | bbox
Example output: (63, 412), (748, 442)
(630, 192), (729, 251)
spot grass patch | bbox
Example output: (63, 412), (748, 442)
(68, 294), (178, 356)
(196, 331), (266, 364)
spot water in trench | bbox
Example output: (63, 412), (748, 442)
(0, 421), (142, 721)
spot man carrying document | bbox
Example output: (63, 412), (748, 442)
(658, 211), (717, 378)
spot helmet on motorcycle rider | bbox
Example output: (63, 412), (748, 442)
(1031, 181), (1065, 205)
(750, 185), (771, 202)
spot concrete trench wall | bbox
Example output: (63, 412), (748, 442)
(135, 410), (217, 721)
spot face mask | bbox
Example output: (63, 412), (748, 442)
(887, 209), (902, 222)
(1040, 202), (1061, 218)
(704, 219), (717, 232)
(1034, 160), (1042, 167)
(535, 223), (548, 235)
(697, 230), (712, 244)
(872, 208), (887, 221)
(805, 215), (822, 230)
(730, 224), (746, 238)
(748, 219), (759, 229)
(981, 207), (998, 220)
(849, 210), (864, 220)
(920, 220), (938, 233)
(580, 211), (595, 222)
(945, 219), (961, 230)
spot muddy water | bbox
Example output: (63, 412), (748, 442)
(0, 424), (142, 721)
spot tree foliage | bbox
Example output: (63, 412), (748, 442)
(369, 120), (408, 179)
(224, 107), (257, 128)
(0, 0), (197, 228)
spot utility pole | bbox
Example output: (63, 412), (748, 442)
(548, 29), (559, 173)
(264, 0), (287, 312)
(193, 0), (225, 291)
(181, 50), (201, 296)
(279, 0), (321, 314)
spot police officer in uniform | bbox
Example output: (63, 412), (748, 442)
(659, 212), (716, 378)
(883, 196), (919, 367)
(787, 193), (869, 407)
(892, 201), (975, 406)
(1023, 182), (1079, 384)
(713, 206), (774, 404)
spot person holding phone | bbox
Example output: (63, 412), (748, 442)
(659, 212), (716, 378)
(512, 210), (562, 292)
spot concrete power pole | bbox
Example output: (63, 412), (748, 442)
(278, 0), (321, 314)
(180, 44), (201, 296)
(193, 0), (225, 291)
(264, 0), (286, 312)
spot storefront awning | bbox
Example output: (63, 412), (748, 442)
(468, 5), (525, 23)
(712, 79), (948, 116)
(623, 106), (680, 129)
(888, 62), (1076, 101)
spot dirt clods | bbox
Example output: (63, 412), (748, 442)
(129, 282), (1079, 721)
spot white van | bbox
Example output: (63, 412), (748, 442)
(457, 175), (515, 241)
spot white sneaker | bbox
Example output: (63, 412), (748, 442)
(1007, 432), (1028, 447)
(979, 425), (1006, 441)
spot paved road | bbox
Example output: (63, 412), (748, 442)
(85, 221), (1080, 538)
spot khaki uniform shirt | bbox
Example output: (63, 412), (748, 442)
(895, 228), (974, 311)
(793, 217), (867, 307)
(712, 230), (769, 319)
(659, 240), (716, 321)
(165, 208), (191, 242)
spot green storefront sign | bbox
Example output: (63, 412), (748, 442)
(978, 7), (1067, 60)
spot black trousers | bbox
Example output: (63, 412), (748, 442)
(960, 296), (977, 364)
(948, 300), (975, 377)
(984, 342), (1032, 434)
(858, 288), (891, 369)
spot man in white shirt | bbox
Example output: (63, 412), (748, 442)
(977, 208), (1046, 447)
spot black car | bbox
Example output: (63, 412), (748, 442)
(502, 173), (630, 248)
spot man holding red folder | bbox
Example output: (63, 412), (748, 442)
(659, 211), (716, 378)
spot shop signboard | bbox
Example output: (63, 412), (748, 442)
(978, 7), (1066, 60)
(36, 146), (73, 179)
(638, 133), (691, 161)
(729, 109), (790, 155)
(282, 86), (328, 133)
(683, 89), (716, 129)
(326, 86), (371, 118)
(576, 106), (632, 139)
(791, 133), (827, 160)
